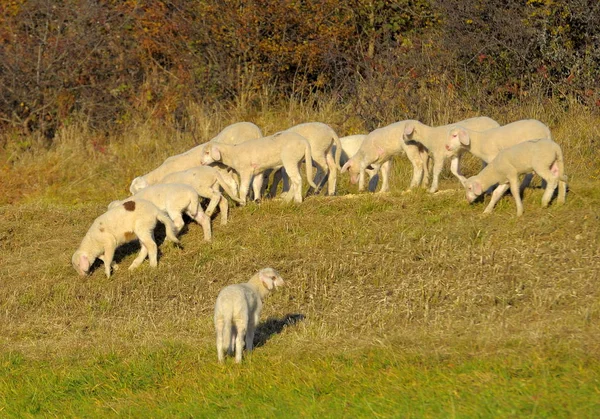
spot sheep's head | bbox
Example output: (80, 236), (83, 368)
(72, 251), (91, 276)
(201, 144), (219, 165)
(341, 158), (360, 184)
(463, 177), (482, 203)
(258, 267), (285, 291)
(446, 127), (469, 155)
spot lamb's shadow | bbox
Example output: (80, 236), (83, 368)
(254, 313), (305, 348)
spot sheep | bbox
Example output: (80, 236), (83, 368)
(335, 134), (381, 192)
(158, 165), (243, 225)
(463, 138), (567, 216)
(214, 267), (285, 363)
(340, 120), (430, 193)
(275, 122), (342, 196)
(200, 131), (318, 204)
(402, 116), (501, 193)
(129, 121), (262, 194)
(72, 199), (179, 278)
(109, 183), (212, 241)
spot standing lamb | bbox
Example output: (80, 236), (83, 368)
(463, 138), (567, 216)
(402, 116), (500, 193)
(283, 122), (342, 195)
(200, 131), (318, 204)
(159, 165), (243, 225)
(72, 199), (179, 278)
(214, 267), (285, 363)
(129, 121), (262, 194)
(109, 183), (212, 241)
(340, 120), (429, 193)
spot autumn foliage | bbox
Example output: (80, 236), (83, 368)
(0, 0), (598, 141)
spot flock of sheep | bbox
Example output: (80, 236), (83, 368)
(71, 117), (568, 362)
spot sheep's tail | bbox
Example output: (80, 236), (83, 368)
(215, 170), (243, 203)
(304, 142), (318, 190)
(554, 142), (567, 204)
(332, 134), (343, 170)
(156, 211), (180, 244)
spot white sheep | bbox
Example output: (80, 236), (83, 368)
(109, 183), (212, 241)
(340, 120), (429, 193)
(200, 131), (318, 204)
(159, 165), (243, 225)
(279, 122), (342, 196)
(446, 119), (552, 165)
(335, 134), (381, 192)
(72, 199), (180, 278)
(129, 121), (262, 194)
(463, 138), (567, 216)
(214, 267), (285, 363)
(402, 116), (501, 193)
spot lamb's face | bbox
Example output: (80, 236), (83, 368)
(71, 251), (90, 276)
(341, 159), (360, 184)
(445, 129), (462, 155)
(463, 178), (481, 203)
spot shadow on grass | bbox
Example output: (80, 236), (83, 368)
(254, 313), (305, 348)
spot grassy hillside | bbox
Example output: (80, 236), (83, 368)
(0, 103), (599, 417)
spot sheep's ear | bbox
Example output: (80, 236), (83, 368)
(404, 123), (415, 137)
(79, 254), (90, 272)
(458, 129), (470, 146)
(210, 145), (221, 161)
(473, 181), (482, 196)
(259, 271), (274, 290)
(341, 160), (352, 173)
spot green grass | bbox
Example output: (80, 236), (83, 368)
(0, 106), (599, 417)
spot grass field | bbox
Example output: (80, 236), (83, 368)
(1, 104), (599, 417)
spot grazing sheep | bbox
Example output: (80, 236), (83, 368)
(200, 131), (318, 204)
(109, 183), (212, 241)
(340, 120), (429, 193)
(403, 116), (501, 192)
(335, 134), (381, 192)
(159, 165), (243, 225)
(463, 138), (567, 216)
(282, 122), (342, 195)
(72, 199), (179, 278)
(129, 122), (262, 194)
(214, 267), (285, 363)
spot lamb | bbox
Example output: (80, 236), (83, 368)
(280, 122), (342, 196)
(72, 199), (180, 278)
(109, 183), (212, 241)
(446, 119), (552, 166)
(129, 121), (262, 194)
(463, 138), (567, 216)
(158, 165), (243, 225)
(340, 120), (429, 193)
(200, 131), (318, 204)
(214, 267), (285, 363)
(402, 116), (500, 193)
(335, 134), (381, 192)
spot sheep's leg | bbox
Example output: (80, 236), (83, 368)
(215, 317), (225, 363)
(358, 167), (366, 192)
(536, 168), (559, 208)
(217, 195), (229, 225)
(134, 230), (157, 268)
(238, 172), (253, 205)
(235, 325), (246, 363)
(251, 171), (264, 202)
(428, 153), (445, 193)
(484, 183), (509, 214)
(405, 145), (424, 190)
(378, 160), (391, 193)
(102, 245), (116, 278)
(284, 162), (303, 203)
(167, 207), (185, 235)
(191, 207), (212, 241)
(245, 326), (255, 352)
(325, 151), (337, 195)
(450, 155), (467, 186)
(508, 178), (524, 216)
(311, 153), (328, 195)
(204, 190), (222, 217)
(519, 173), (534, 196)
(420, 149), (430, 187)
